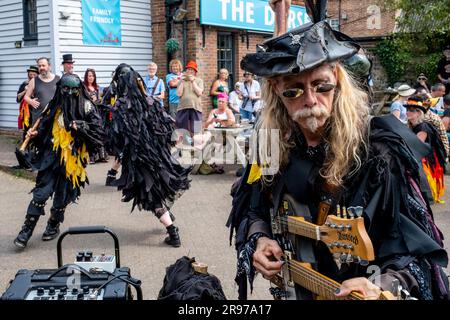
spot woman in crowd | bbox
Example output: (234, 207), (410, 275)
(166, 59), (183, 118)
(84, 68), (107, 163)
(211, 68), (230, 109)
(205, 92), (236, 128)
(406, 96), (446, 204)
(390, 84), (415, 124)
(84, 68), (101, 103)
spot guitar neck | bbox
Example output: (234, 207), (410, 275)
(288, 260), (363, 300)
(287, 260), (394, 300)
(278, 216), (321, 240)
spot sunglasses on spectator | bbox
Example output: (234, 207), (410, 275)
(281, 83), (336, 99)
(418, 77), (427, 81)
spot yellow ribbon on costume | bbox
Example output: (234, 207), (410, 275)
(52, 108), (89, 188)
(247, 164), (262, 184)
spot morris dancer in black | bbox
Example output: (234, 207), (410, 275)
(14, 74), (104, 248)
(228, 0), (448, 300)
(106, 64), (191, 247)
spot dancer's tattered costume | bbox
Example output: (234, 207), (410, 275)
(107, 64), (191, 246)
(14, 74), (104, 248)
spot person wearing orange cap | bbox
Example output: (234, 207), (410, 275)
(406, 95), (446, 204)
(176, 60), (204, 143)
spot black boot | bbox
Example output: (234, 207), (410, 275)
(42, 208), (64, 241)
(164, 225), (181, 247)
(105, 169), (117, 186)
(14, 215), (39, 248)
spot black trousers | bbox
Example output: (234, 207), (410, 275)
(26, 164), (80, 222)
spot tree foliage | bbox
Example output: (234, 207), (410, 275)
(380, 0), (450, 36)
(374, 37), (411, 86)
(375, 0), (449, 85)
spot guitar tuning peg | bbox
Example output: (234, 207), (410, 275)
(347, 207), (355, 219)
(339, 253), (347, 263)
(391, 279), (401, 298)
(355, 206), (363, 218)
(359, 259), (369, 267)
(342, 206), (348, 219)
(345, 254), (354, 264)
(336, 204), (341, 218)
(353, 256), (361, 264)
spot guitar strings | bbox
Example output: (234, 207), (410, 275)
(282, 261), (363, 300)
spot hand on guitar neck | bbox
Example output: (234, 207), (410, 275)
(335, 277), (382, 300)
(253, 236), (385, 300)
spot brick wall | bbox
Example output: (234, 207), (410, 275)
(327, 0), (396, 38)
(151, 0), (305, 117)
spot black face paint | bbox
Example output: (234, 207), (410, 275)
(59, 74), (83, 130)
(60, 74), (82, 97)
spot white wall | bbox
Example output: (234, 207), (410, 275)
(0, 0), (153, 128)
(57, 0), (153, 88)
(0, 0), (52, 128)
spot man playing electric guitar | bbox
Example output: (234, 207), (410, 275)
(227, 0), (448, 300)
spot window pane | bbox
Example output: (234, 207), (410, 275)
(24, 0), (38, 39)
(217, 33), (235, 89)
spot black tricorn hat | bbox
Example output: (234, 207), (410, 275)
(27, 65), (39, 73)
(62, 54), (75, 64)
(241, 20), (359, 77)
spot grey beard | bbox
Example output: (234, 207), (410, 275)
(40, 71), (49, 78)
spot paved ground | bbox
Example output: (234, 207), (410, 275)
(0, 134), (449, 300)
(0, 160), (272, 300)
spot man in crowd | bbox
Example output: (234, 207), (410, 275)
(61, 54), (75, 75)
(23, 57), (60, 125)
(239, 72), (261, 121)
(430, 83), (447, 113)
(144, 62), (165, 107)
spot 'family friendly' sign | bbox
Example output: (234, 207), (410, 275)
(82, 0), (122, 46)
(200, 0), (310, 33)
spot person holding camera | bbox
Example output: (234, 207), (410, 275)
(239, 72), (260, 121)
(176, 61), (204, 142)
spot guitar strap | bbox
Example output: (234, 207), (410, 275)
(316, 179), (343, 225)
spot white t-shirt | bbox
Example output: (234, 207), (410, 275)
(228, 90), (242, 113)
(239, 80), (261, 112)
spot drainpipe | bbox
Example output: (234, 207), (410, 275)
(165, 3), (172, 72)
(338, 0), (342, 31)
(182, 0), (187, 67)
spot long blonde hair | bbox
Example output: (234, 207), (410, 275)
(256, 63), (371, 186)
